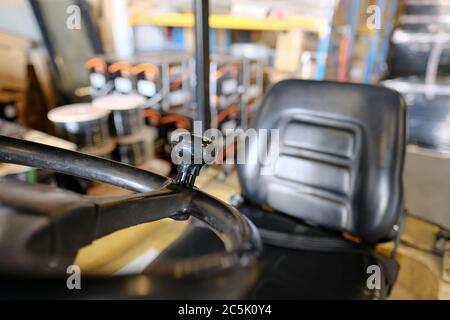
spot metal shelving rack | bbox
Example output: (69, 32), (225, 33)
(129, 0), (340, 81)
(129, 1), (399, 83)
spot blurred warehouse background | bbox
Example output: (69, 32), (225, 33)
(1, 0), (450, 230)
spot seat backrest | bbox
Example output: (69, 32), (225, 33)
(237, 80), (406, 243)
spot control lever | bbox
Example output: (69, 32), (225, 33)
(171, 132), (217, 187)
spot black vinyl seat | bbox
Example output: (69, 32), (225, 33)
(236, 80), (407, 299)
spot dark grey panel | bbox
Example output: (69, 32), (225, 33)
(266, 183), (349, 230)
(275, 155), (351, 196)
(284, 120), (356, 159)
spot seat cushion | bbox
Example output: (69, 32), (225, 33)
(239, 204), (398, 299)
(157, 208), (398, 299)
(248, 244), (392, 299)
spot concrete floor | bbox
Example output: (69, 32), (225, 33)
(379, 216), (450, 300)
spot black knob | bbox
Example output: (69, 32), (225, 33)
(171, 132), (217, 187)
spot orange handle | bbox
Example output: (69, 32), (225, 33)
(108, 61), (132, 77)
(132, 63), (160, 79)
(85, 58), (106, 73)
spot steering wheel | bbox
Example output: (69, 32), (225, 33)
(0, 134), (261, 299)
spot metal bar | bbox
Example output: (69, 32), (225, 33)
(315, 32), (332, 80)
(400, 14), (450, 24)
(172, 27), (186, 49)
(393, 31), (450, 43)
(76, 0), (104, 54)
(314, 1), (336, 80)
(210, 29), (217, 52)
(376, 0), (398, 78)
(425, 39), (445, 99)
(346, 0), (361, 78)
(364, 0), (386, 83)
(194, 0), (211, 131)
(28, 0), (62, 80)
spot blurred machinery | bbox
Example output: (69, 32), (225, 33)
(383, 75), (450, 230)
(85, 57), (112, 97)
(384, 1), (450, 151)
(85, 51), (263, 127)
(83, 50), (264, 164)
(383, 0), (450, 229)
(383, 76), (450, 152)
(93, 94), (156, 166)
(47, 103), (114, 158)
(389, 0), (450, 78)
(209, 54), (243, 131)
(240, 57), (265, 129)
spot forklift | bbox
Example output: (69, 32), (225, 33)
(0, 0), (406, 299)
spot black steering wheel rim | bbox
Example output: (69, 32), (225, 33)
(0, 135), (261, 299)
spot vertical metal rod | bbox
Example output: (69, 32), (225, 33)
(194, 0), (211, 131)
(364, 0), (386, 83)
(345, 0), (361, 78)
(376, 0), (398, 78)
(76, 0), (103, 54)
(29, 1), (61, 79)
(314, 0), (336, 80)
